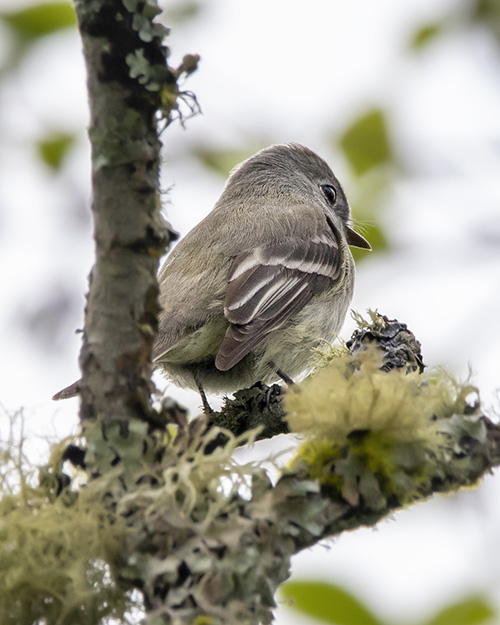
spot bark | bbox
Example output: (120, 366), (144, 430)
(74, 0), (195, 426)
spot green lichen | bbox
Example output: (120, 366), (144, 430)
(311, 338), (350, 369)
(285, 346), (484, 509)
(123, 0), (169, 42)
(286, 346), (442, 445)
(193, 616), (218, 625)
(88, 109), (151, 171)
(0, 421), (132, 625)
(126, 48), (164, 91)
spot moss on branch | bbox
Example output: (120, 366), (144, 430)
(110, 336), (500, 625)
(203, 312), (427, 448)
(3, 313), (499, 624)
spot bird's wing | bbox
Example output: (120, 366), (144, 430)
(215, 230), (341, 371)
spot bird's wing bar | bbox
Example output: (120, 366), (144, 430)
(215, 232), (340, 371)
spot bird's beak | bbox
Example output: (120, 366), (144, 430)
(345, 226), (371, 250)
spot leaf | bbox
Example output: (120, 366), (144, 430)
(0, 2), (76, 43)
(474, 0), (500, 45)
(37, 133), (76, 171)
(350, 222), (388, 263)
(423, 594), (496, 625)
(474, 0), (500, 23)
(165, 1), (203, 24)
(339, 109), (392, 177)
(409, 23), (444, 50)
(280, 581), (385, 625)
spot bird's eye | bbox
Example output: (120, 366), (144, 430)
(321, 184), (337, 205)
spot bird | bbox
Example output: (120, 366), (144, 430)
(53, 143), (370, 403)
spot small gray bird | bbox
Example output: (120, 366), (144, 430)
(53, 143), (370, 402)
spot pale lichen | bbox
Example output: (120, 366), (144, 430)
(286, 346), (441, 445)
(284, 344), (486, 509)
(0, 416), (131, 625)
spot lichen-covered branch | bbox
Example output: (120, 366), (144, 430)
(3, 314), (499, 625)
(103, 319), (500, 625)
(203, 313), (426, 449)
(74, 0), (198, 424)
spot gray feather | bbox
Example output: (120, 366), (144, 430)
(215, 231), (340, 371)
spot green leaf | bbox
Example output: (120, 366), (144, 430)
(474, 0), (500, 44)
(475, 0), (500, 22)
(37, 133), (76, 171)
(339, 109), (392, 177)
(423, 594), (496, 625)
(280, 581), (385, 625)
(165, 1), (203, 24)
(0, 2), (76, 42)
(350, 222), (388, 263)
(410, 23), (443, 50)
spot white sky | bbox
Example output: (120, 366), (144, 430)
(1, 0), (500, 623)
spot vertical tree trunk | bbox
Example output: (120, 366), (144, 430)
(74, 0), (173, 425)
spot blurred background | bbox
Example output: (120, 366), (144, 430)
(0, 0), (500, 623)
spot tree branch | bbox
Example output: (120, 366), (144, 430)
(116, 332), (500, 624)
(202, 313), (426, 450)
(74, 0), (197, 425)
